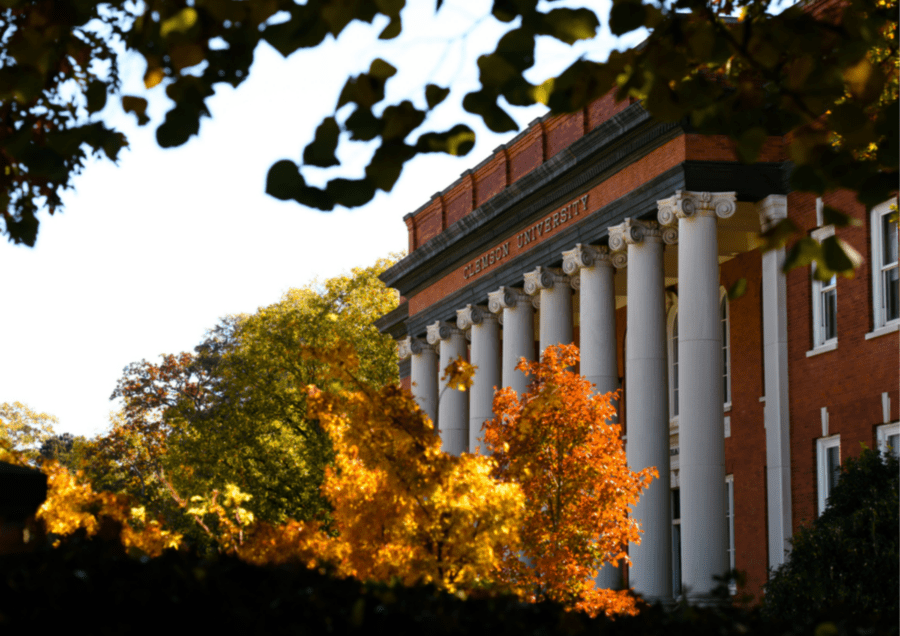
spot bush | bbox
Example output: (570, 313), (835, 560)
(763, 447), (899, 625)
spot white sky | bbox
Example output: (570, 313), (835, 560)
(0, 1), (646, 439)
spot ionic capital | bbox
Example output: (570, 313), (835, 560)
(657, 190), (737, 226)
(398, 336), (435, 359)
(523, 266), (569, 295)
(426, 320), (464, 345)
(562, 244), (613, 276)
(487, 286), (530, 314)
(757, 194), (788, 233)
(456, 304), (497, 330)
(607, 219), (667, 268)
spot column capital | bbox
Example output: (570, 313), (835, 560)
(426, 320), (465, 345)
(757, 194), (788, 232)
(608, 219), (669, 268)
(524, 266), (569, 296)
(398, 336), (435, 359)
(457, 304), (497, 330)
(562, 244), (613, 276)
(657, 190), (737, 225)
(487, 286), (530, 313)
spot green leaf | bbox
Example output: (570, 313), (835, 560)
(609, 0), (646, 36)
(379, 16), (402, 40)
(822, 206), (861, 228)
(462, 89), (518, 133)
(122, 96), (150, 126)
(736, 127), (768, 164)
(415, 124), (476, 156)
(790, 165), (827, 194)
(344, 108), (383, 141)
(380, 101), (425, 142)
(86, 80), (107, 114)
(303, 117), (341, 168)
(821, 235), (863, 278)
(538, 8), (599, 45)
(265, 160), (304, 201)
(326, 178), (377, 208)
(425, 84), (449, 110)
(727, 278), (748, 301)
(783, 236), (821, 274)
(369, 58), (397, 80)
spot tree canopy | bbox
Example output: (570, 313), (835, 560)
(2, 0), (896, 279)
(85, 256), (401, 549)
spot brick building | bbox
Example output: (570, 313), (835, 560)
(375, 94), (899, 603)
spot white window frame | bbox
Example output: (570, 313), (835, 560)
(868, 198), (899, 337)
(809, 225), (838, 355)
(816, 435), (841, 515)
(876, 422), (900, 459)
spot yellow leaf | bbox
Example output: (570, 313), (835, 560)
(144, 67), (165, 89)
(160, 7), (198, 38)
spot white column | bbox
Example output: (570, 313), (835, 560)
(488, 286), (535, 395)
(658, 190), (736, 601)
(562, 243), (620, 590)
(427, 320), (469, 456)
(399, 336), (438, 425)
(758, 194), (793, 570)
(609, 218), (675, 603)
(524, 266), (573, 355)
(457, 304), (501, 454)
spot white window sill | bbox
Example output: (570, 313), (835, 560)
(806, 340), (838, 357)
(865, 321), (899, 340)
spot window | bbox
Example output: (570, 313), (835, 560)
(811, 225), (838, 351)
(671, 488), (681, 597)
(725, 475), (736, 595)
(668, 306), (679, 420)
(668, 291), (730, 418)
(870, 198), (899, 332)
(877, 422), (900, 459)
(721, 291), (731, 409)
(816, 436), (841, 515)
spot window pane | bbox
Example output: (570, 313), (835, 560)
(884, 215), (898, 266)
(888, 434), (900, 459)
(823, 288), (837, 340)
(672, 523), (682, 597)
(826, 445), (840, 495)
(672, 488), (681, 521)
(885, 265), (899, 322)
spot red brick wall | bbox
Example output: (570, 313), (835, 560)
(545, 111), (584, 159)
(785, 191), (900, 531)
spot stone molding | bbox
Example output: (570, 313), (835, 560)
(456, 304), (497, 330)
(657, 190), (737, 226)
(426, 320), (464, 345)
(757, 194), (788, 232)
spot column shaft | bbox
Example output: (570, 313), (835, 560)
(611, 220), (672, 602)
(410, 343), (438, 425)
(759, 195), (793, 570)
(427, 321), (469, 456)
(488, 287), (535, 395)
(458, 305), (500, 454)
(659, 190), (735, 601)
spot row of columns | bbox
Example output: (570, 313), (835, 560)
(399, 191), (788, 602)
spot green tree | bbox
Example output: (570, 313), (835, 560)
(762, 447), (899, 625)
(90, 256), (401, 548)
(0, 401), (60, 464)
(3, 0), (895, 278)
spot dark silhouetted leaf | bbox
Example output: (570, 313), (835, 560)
(122, 96), (150, 126)
(425, 84), (450, 110)
(303, 117), (341, 167)
(86, 79), (107, 114)
(727, 278), (748, 300)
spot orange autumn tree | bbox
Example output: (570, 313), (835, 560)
(244, 343), (525, 592)
(483, 344), (655, 617)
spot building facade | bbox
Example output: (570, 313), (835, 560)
(376, 94), (899, 603)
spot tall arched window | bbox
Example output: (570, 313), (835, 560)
(721, 289), (731, 409)
(667, 301), (679, 421)
(668, 289), (731, 420)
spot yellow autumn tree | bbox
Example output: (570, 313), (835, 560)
(298, 343), (525, 593)
(484, 344), (655, 617)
